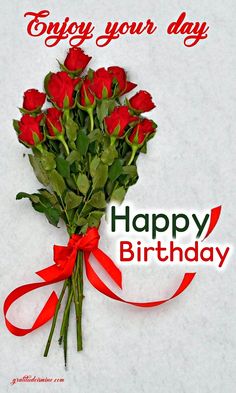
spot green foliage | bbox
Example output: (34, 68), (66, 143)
(111, 186), (126, 203)
(65, 191), (82, 210)
(109, 159), (123, 182)
(89, 191), (106, 208)
(29, 155), (50, 186)
(65, 117), (78, 142)
(92, 162), (108, 190)
(77, 129), (89, 156)
(41, 151), (56, 171)
(101, 145), (118, 166)
(16, 191), (61, 226)
(49, 170), (66, 196)
(77, 173), (90, 195)
(56, 156), (70, 178)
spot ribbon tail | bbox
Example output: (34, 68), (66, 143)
(3, 281), (58, 336)
(92, 248), (122, 288)
(85, 254), (196, 308)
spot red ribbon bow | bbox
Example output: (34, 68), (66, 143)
(4, 227), (196, 336)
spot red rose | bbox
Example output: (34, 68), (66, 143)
(128, 118), (156, 145)
(18, 114), (44, 146)
(105, 106), (138, 138)
(46, 108), (63, 137)
(47, 71), (80, 108)
(108, 66), (137, 96)
(64, 47), (91, 73)
(23, 89), (46, 112)
(129, 90), (156, 113)
(89, 68), (113, 99)
(79, 77), (95, 107)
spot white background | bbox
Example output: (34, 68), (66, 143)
(0, 1), (236, 392)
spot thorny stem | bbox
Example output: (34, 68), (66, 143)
(75, 250), (83, 351)
(59, 280), (73, 343)
(43, 279), (68, 357)
(71, 252), (83, 351)
(63, 291), (71, 368)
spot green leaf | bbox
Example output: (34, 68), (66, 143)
(89, 191), (106, 209)
(56, 156), (70, 178)
(105, 180), (114, 196)
(101, 145), (118, 166)
(65, 191), (82, 210)
(77, 217), (87, 226)
(77, 129), (89, 156)
(96, 99), (116, 124)
(90, 156), (100, 177)
(38, 189), (60, 208)
(44, 72), (53, 96)
(88, 210), (104, 228)
(31, 202), (45, 213)
(88, 129), (103, 143)
(65, 175), (77, 191)
(77, 173), (90, 195)
(16, 192), (40, 204)
(80, 201), (93, 217)
(108, 159), (123, 182)
(41, 151), (56, 171)
(140, 142), (147, 154)
(65, 117), (78, 142)
(13, 119), (20, 134)
(16, 190), (61, 227)
(80, 223), (89, 234)
(45, 207), (61, 227)
(122, 165), (138, 177)
(92, 162), (108, 190)
(107, 99), (116, 114)
(66, 150), (81, 165)
(49, 170), (66, 196)
(87, 68), (94, 80)
(29, 154), (50, 186)
(111, 186), (126, 203)
(96, 100), (109, 124)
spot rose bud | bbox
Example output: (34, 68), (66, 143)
(79, 77), (95, 108)
(127, 118), (157, 165)
(104, 106), (138, 141)
(46, 71), (80, 109)
(129, 90), (156, 113)
(22, 89), (46, 112)
(89, 68), (113, 99)
(108, 66), (137, 96)
(64, 47), (92, 73)
(45, 107), (69, 154)
(46, 108), (63, 137)
(18, 114), (44, 147)
(128, 118), (156, 145)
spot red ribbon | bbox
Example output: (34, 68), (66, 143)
(3, 227), (196, 336)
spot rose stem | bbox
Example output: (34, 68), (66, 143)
(75, 250), (84, 351)
(87, 107), (94, 132)
(43, 279), (68, 357)
(59, 279), (73, 344)
(63, 284), (71, 368)
(127, 145), (138, 165)
(71, 250), (83, 351)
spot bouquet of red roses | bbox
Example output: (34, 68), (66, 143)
(5, 48), (158, 366)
